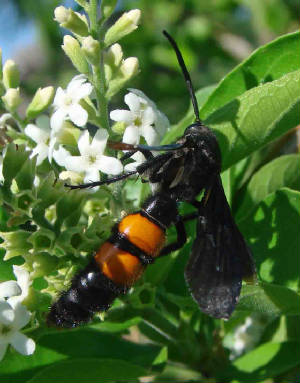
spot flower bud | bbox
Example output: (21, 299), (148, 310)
(111, 121), (126, 134)
(3, 59), (20, 89)
(120, 57), (139, 78)
(59, 170), (83, 185)
(2, 88), (22, 111)
(102, 0), (118, 19)
(62, 35), (89, 74)
(82, 36), (100, 66)
(26, 86), (54, 119)
(104, 9), (141, 46)
(104, 43), (123, 67)
(54, 6), (89, 36)
(56, 122), (81, 146)
(0, 230), (31, 260)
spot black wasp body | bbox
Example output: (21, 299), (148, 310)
(48, 31), (255, 327)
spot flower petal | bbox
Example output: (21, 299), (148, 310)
(96, 155), (123, 175)
(30, 144), (49, 166)
(140, 125), (158, 145)
(53, 87), (66, 107)
(64, 156), (89, 173)
(77, 130), (90, 156)
(124, 92), (140, 113)
(0, 343), (8, 361)
(10, 332), (36, 356)
(0, 281), (21, 300)
(110, 110), (134, 124)
(72, 83), (93, 102)
(0, 300), (15, 325)
(83, 168), (100, 184)
(128, 88), (156, 109)
(24, 124), (49, 144)
(122, 125), (140, 145)
(52, 145), (71, 167)
(66, 75), (87, 93)
(142, 106), (155, 126)
(90, 129), (108, 154)
(68, 104), (88, 127)
(9, 302), (31, 329)
(12, 266), (30, 300)
(50, 108), (67, 132)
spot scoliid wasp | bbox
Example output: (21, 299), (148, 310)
(47, 31), (255, 328)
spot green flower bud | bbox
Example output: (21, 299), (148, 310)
(26, 252), (58, 279)
(54, 6), (89, 36)
(26, 86), (54, 119)
(120, 57), (139, 79)
(3, 59), (20, 89)
(79, 98), (99, 124)
(0, 230), (31, 260)
(128, 283), (156, 309)
(105, 57), (139, 99)
(82, 36), (100, 66)
(102, 0), (118, 19)
(55, 122), (81, 146)
(59, 170), (84, 185)
(104, 43), (123, 67)
(104, 9), (141, 47)
(2, 88), (22, 111)
(62, 35), (89, 74)
(112, 121), (126, 134)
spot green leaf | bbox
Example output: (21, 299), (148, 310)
(0, 329), (163, 382)
(161, 84), (216, 143)
(237, 282), (300, 316)
(236, 154), (300, 222)
(201, 31), (300, 118)
(261, 315), (300, 344)
(219, 341), (300, 382)
(26, 358), (147, 383)
(240, 188), (300, 290)
(2, 145), (30, 189)
(208, 69), (300, 170)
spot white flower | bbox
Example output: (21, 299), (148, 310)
(0, 300), (35, 361)
(0, 265), (31, 305)
(50, 75), (92, 132)
(110, 90), (169, 146)
(25, 115), (52, 165)
(124, 151), (146, 172)
(63, 129), (123, 183)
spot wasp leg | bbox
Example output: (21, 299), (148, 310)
(120, 149), (154, 162)
(65, 171), (137, 190)
(159, 216), (187, 257)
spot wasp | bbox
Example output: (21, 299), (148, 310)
(47, 31), (255, 328)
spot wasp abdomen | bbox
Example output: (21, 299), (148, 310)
(48, 209), (166, 327)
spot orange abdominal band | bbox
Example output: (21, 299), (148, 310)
(94, 213), (165, 286)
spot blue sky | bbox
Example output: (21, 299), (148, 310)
(0, 2), (36, 61)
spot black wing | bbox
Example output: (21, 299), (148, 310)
(185, 176), (255, 319)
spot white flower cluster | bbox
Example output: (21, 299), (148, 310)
(0, 266), (35, 361)
(23, 76), (169, 184)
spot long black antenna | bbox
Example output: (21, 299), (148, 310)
(163, 30), (201, 123)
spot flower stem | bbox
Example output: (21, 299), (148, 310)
(87, 0), (110, 131)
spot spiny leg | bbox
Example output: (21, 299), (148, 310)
(65, 171), (137, 190)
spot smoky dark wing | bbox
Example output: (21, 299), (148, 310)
(185, 176), (255, 319)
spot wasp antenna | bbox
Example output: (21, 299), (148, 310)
(163, 30), (201, 123)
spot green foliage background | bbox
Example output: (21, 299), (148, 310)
(0, 0), (299, 382)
